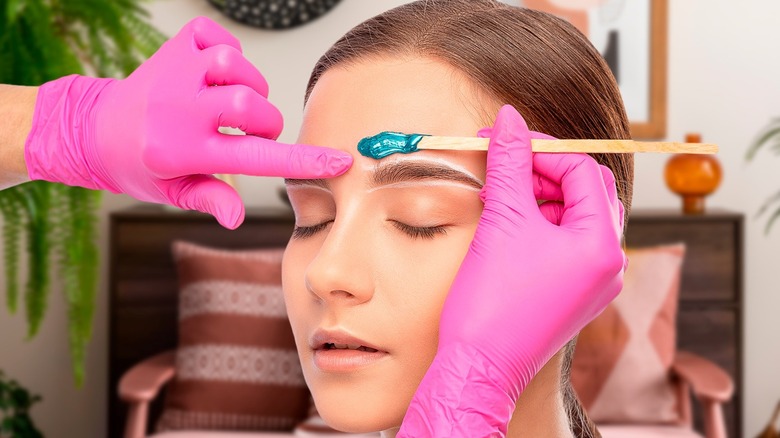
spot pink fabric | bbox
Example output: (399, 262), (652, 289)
(398, 105), (628, 436)
(24, 16), (351, 229)
(572, 243), (686, 424)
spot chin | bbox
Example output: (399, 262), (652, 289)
(318, 408), (399, 434)
(310, 380), (409, 434)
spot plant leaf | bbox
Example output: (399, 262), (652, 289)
(764, 207), (780, 235)
(0, 192), (24, 313)
(4, 0), (26, 25)
(746, 120), (780, 161)
(22, 182), (51, 338)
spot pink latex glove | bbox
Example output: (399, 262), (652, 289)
(24, 17), (352, 229)
(398, 105), (628, 437)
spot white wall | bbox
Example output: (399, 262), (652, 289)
(643, 1), (780, 435)
(0, 0), (778, 436)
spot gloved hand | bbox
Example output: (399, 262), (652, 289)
(24, 16), (352, 229)
(398, 105), (628, 437)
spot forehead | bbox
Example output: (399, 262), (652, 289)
(298, 55), (494, 176)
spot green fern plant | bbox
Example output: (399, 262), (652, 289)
(0, 0), (166, 386)
(746, 118), (780, 235)
(0, 370), (43, 438)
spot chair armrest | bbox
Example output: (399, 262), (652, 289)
(119, 350), (176, 403)
(671, 350), (734, 403)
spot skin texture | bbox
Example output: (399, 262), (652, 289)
(282, 55), (573, 438)
(0, 85), (37, 190)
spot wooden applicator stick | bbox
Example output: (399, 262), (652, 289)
(420, 136), (718, 154)
(357, 131), (718, 160)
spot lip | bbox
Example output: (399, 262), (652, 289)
(309, 329), (385, 351)
(309, 328), (389, 373)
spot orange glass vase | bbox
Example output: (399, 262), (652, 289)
(664, 133), (722, 214)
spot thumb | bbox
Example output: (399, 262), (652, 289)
(169, 175), (246, 229)
(481, 105), (536, 212)
(538, 200), (564, 225)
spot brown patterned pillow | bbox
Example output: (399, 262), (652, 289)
(156, 241), (310, 432)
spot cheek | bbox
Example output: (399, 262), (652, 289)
(376, 222), (479, 362)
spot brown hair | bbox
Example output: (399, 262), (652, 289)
(305, 1), (634, 436)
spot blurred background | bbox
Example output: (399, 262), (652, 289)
(0, 1), (779, 437)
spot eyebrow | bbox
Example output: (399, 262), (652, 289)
(284, 178), (330, 189)
(284, 160), (484, 190)
(370, 160), (484, 189)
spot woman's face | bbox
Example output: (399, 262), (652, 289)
(282, 55), (495, 433)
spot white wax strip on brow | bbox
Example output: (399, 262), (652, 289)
(284, 184), (332, 193)
(366, 180), (481, 193)
(360, 156), (486, 186)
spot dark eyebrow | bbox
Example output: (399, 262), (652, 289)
(370, 160), (483, 189)
(284, 178), (330, 189)
(284, 160), (484, 190)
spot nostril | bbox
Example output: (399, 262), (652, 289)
(329, 289), (355, 300)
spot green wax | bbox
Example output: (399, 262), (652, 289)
(357, 131), (429, 159)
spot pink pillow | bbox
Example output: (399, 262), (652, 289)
(571, 243), (686, 424)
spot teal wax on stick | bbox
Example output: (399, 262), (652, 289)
(358, 131), (429, 159)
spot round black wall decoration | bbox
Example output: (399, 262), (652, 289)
(208, 0), (343, 30)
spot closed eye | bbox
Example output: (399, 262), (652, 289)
(390, 221), (448, 240)
(292, 220), (333, 239)
(293, 220), (447, 240)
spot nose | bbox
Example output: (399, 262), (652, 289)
(303, 218), (375, 306)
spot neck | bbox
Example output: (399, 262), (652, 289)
(507, 350), (574, 438)
(382, 350), (574, 438)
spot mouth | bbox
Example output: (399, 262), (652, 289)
(320, 343), (380, 353)
(309, 329), (389, 372)
(310, 329), (386, 352)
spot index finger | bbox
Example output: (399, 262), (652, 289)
(198, 135), (353, 179)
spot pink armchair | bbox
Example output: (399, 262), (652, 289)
(120, 350), (733, 438)
(597, 350), (735, 438)
(119, 351), (176, 438)
(121, 350), (733, 438)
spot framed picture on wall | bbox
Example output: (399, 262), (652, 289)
(501, 0), (668, 139)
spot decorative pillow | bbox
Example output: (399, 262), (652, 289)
(156, 241), (310, 432)
(571, 242), (686, 424)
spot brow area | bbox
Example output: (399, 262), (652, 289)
(284, 178), (330, 190)
(283, 160), (484, 191)
(369, 160), (484, 190)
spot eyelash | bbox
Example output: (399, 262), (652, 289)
(292, 221), (333, 239)
(391, 221), (448, 240)
(291, 220), (447, 240)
